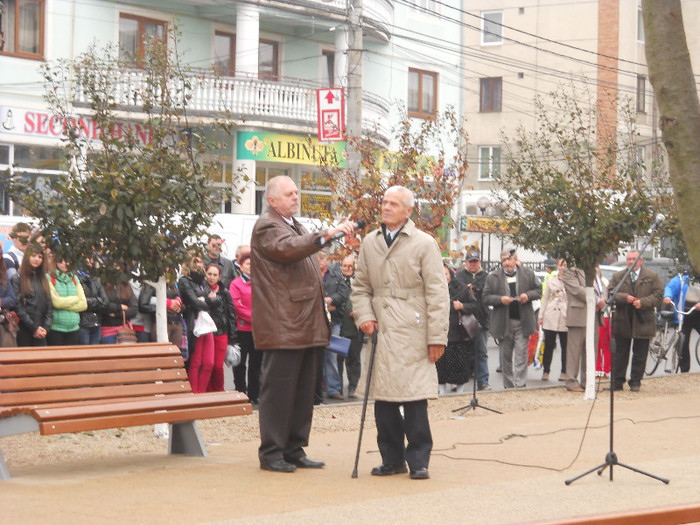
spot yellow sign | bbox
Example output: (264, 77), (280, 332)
(467, 216), (513, 233)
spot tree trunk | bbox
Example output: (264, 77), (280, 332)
(642, 0), (700, 271)
(145, 277), (169, 343)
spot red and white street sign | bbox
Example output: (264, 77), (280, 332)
(316, 88), (345, 142)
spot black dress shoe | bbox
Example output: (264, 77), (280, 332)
(410, 468), (430, 480)
(284, 456), (325, 469)
(371, 464), (408, 476)
(260, 459), (297, 473)
(629, 384), (640, 392)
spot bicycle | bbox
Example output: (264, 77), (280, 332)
(646, 304), (696, 376)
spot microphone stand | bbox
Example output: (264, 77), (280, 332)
(452, 330), (501, 416)
(565, 222), (669, 485)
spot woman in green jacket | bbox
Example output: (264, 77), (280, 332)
(46, 258), (87, 346)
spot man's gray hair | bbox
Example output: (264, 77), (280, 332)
(501, 248), (515, 259)
(266, 175), (292, 199)
(385, 185), (415, 208)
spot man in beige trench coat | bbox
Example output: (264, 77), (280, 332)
(352, 186), (449, 480)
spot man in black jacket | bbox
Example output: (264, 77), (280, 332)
(455, 248), (491, 390)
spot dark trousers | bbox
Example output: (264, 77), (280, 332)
(17, 327), (47, 347)
(337, 332), (363, 390)
(613, 337), (650, 388)
(47, 330), (81, 346)
(258, 346), (321, 465)
(542, 329), (567, 374)
(374, 399), (432, 471)
(233, 330), (262, 402)
(680, 310), (700, 372)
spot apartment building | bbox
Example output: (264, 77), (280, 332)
(456, 0), (700, 262)
(0, 0), (463, 251)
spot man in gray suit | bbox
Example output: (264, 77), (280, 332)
(483, 249), (541, 388)
(560, 266), (587, 392)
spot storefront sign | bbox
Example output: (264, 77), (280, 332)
(237, 131), (346, 167)
(0, 106), (152, 145)
(467, 216), (513, 233)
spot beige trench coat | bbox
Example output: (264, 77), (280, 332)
(351, 219), (449, 402)
(539, 275), (568, 332)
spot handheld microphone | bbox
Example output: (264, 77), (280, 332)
(648, 213), (665, 234)
(326, 219), (366, 244)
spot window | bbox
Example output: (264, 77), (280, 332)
(636, 146), (646, 177)
(410, 0), (440, 14)
(637, 6), (645, 43)
(480, 77), (502, 112)
(478, 146), (501, 180)
(258, 39), (279, 81)
(214, 31), (235, 76)
(636, 75), (646, 114)
(119, 14), (166, 66)
(321, 50), (334, 87)
(481, 10), (503, 45)
(408, 68), (437, 118)
(0, 0), (44, 58)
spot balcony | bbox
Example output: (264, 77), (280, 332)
(71, 67), (391, 145)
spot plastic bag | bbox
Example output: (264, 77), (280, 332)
(225, 344), (242, 367)
(193, 311), (217, 337)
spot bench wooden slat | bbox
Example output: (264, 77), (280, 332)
(0, 368), (188, 392)
(33, 391), (250, 421)
(0, 343), (179, 364)
(0, 356), (184, 378)
(1, 381), (192, 407)
(38, 403), (252, 435)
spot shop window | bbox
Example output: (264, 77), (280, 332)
(255, 166), (289, 215)
(0, 0), (44, 58)
(636, 75), (646, 114)
(119, 14), (166, 67)
(300, 170), (331, 219)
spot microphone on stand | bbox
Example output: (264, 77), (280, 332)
(325, 219), (366, 244)
(647, 214), (665, 234)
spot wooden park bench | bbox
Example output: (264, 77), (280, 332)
(0, 342), (252, 480)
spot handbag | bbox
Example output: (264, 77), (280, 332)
(193, 311), (217, 337)
(0, 309), (18, 347)
(459, 313), (481, 340)
(116, 311), (137, 344)
(326, 335), (351, 356)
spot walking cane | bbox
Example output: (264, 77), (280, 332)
(352, 329), (378, 478)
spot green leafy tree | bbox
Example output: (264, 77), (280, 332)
(642, 0), (700, 273)
(319, 108), (468, 258)
(5, 29), (241, 342)
(497, 85), (655, 285)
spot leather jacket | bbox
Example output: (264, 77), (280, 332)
(11, 272), (53, 334)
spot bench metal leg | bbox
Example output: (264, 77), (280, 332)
(0, 450), (10, 480)
(168, 421), (208, 457)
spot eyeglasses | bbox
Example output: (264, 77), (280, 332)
(341, 264), (354, 269)
(211, 243), (222, 248)
(16, 236), (29, 245)
(501, 255), (513, 264)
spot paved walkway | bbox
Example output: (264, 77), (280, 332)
(3, 382), (700, 524)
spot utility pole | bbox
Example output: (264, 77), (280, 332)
(346, 0), (363, 177)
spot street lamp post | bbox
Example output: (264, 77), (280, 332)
(476, 196), (490, 265)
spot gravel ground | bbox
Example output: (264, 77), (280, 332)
(4, 373), (699, 470)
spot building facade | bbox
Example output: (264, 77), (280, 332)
(0, 0), (463, 256)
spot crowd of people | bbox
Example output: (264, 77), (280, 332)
(2, 181), (699, 480)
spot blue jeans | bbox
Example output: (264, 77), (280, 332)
(324, 324), (343, 396)
(473, 329), (490, 387)
(101, 334), (117, 344)
(79, 326), (102, 345)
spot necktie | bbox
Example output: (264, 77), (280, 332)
(631, 272), (637, 284)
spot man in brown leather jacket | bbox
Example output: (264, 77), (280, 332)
(251, 175), (355, 473)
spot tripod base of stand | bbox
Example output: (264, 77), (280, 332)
(565, 451), (669, 485)
(452, 395), (502, 418)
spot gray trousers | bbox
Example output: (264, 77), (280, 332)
(565, 326), (586, 389)
(499, 319), (529, 388)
